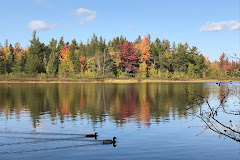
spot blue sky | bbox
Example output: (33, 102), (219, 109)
(0, 0), (239, 61)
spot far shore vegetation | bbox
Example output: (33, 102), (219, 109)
(0, 31), (239, 81)
(0, 77), (240, 84)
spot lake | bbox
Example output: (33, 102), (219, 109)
(0, 82), (239, 160)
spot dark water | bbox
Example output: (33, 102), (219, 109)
(0, 83), (239, 160)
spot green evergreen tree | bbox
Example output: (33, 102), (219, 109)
(46, 38), (59, 76)
(25, 53), (39, 75)
(27, 31), (45, 73)
(47, 52), (58, 77)
(99, 36), (106, 52)
(173, 42), (189, 73)
(12, 55), (23, 73)
(88, 33), (99, 57)
(57, 36), (65, 51)
(5, 44), (14, 73)
(69, 39), (79, 72)
(79, 41), (86, 57)
(187, 63), (197, 78)
(135, 35), (142, 44)
(4, 39), (8, 48)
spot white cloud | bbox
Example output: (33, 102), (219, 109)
(200, 20), (240, 31)
(76, 8), (97, 24)
(228, 20), (240, 30)
(77, 8), (95, 16)
(28, 20), (57, 31)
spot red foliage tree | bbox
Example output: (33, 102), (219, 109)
(117, 41), (138, 74)
(79, 56), (86, 72)
(219, 53), (226, 68)
(217, 53), (240, 75)
(219, 53), (229, 73)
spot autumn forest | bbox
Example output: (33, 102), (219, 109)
(0, 31), (239, 79)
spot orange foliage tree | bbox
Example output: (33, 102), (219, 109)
(13, 43), (25, 57)
(59, 45), (70, 62)
(139, 35), (151, 63)
(58, 45), (74, 77)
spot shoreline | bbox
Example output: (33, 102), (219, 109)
(0, 78), (239, 83)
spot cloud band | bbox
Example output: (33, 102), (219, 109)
(28, 20), (57, 31)
(200, 20), (240, 31)
(76, 8), (97, 24)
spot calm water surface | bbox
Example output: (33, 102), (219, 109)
(0, 83), (239, 160)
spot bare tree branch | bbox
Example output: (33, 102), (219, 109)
(184, 82), (240, 142)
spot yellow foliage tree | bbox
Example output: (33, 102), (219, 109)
(135, 62), (147, 78)
(109, 47), (121, 67)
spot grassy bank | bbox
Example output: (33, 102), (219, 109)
(0, 77), (239, 83)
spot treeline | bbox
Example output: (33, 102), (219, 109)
(0, 31), (239, 79)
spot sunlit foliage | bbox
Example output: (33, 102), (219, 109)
(0, 32), (239, 78)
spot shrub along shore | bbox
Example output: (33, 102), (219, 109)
(0, 77), (239, 83)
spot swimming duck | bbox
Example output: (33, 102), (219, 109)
(103, 137), (117, 144)
(86, 132), (97, 138)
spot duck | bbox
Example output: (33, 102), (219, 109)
(86, 132), (97, 138)
(103, 137), (117, 144)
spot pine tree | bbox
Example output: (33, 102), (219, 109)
(4, 39), (8, 48)
(47, 52), (58, 77)
(79, 41), (86, 57)
(25, 53), (39, 75)
(5, 44), (14, 73)
(69, 39), (79, 72)
(135, 35), (142, 44)
(46, 38), (58, 76)
(26, 31), (45, 73)
(12, 55), (23, 73)
(173, 42), (189, 73)
(57, 37), (65, 51)
(99, 36), (106, 52)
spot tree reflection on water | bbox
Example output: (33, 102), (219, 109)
(0, 83), (209, 128)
